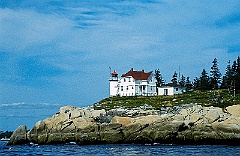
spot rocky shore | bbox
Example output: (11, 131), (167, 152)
(7, 104), (240, 145)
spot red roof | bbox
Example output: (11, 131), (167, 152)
(121, 69), (152, 80)
(112, 70), (118, 75)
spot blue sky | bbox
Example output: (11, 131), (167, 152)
(0, 0), (240, 131)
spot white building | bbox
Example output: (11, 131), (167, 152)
(109, 68), (157, 97)
(158, 83), (186, 95)
(109, 70), (119, 97)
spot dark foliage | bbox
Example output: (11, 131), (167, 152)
(171, 71), (178, 84)
(0, 131), (13, 139)
(210, 58), (221, 89)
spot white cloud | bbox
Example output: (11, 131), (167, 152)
(0, 8), (74, 53)
(0, 0), (240, 107)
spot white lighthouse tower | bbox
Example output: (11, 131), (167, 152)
(109, 70), (119, 96)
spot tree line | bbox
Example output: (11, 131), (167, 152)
(155, 56), (240, 92)
(0, 130), (12, 139)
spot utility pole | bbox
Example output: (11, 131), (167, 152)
(178, 65), (180, 83)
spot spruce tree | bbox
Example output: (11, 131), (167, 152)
(236, 56), (240, 90)
(230, 57), (240, 91)
(230, 60), (237, 91)
(231, 60), (237, 77)
(154, 69), (164, 87)
(179, 75), (186, 87)
(210, 58), (221, 89)
(221, 76), (228, 89)
(185, 76), (192, 91)
(171, 71), (178, 84)
(220, 60), (232, 89)
(200, 69), (210, 90)
(193, 77), (200, 90)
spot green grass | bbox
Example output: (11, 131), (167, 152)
(93, 90), (240, 110)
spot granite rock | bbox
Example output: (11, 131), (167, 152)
(7, 104), (240, 145)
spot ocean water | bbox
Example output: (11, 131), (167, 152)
(1, 141), (240, 156)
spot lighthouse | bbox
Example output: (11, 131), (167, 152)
(109, 70), (119, 96)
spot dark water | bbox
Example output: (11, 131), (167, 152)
(1, 141), (240, 156)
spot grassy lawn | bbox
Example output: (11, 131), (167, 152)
(93, 90), (240, 110)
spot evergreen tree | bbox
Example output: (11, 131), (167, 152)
(171, 71), (178, 84)
(193, 77), (200, 90)
(230, 60), (237, 91)
(221, 76), (228, 89)
(210, 58), (221, 89)
(200, 69), (210, 90)
(236, 56), (240, 90)
(220, 60), (232, 89)
(231, 60), (237, 77)
(154, 69), (164, 87)
(230, 57), (240, 91)
(179, 75), (186, 87)
(185, 76), (193, 91)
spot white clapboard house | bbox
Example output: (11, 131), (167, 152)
(109, 68), (157, 97)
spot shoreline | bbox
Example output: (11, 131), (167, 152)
(7, 104), (240, 146)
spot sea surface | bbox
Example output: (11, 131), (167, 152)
(1, 141), (240, 156)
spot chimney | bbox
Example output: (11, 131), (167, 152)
(142, 69), (144, 73)
(131, 68), (133, 71)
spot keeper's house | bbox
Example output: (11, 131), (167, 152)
(109, 68), (157, 97)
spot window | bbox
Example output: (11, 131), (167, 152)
(129, 78), (131, 82)
(176, 88), (178, 91)
(121, 86), (123, 91)
(124, 78), (126, 82)
(151, 86), (153, 90)
(132, 86), (134, 89)
(126, 86), (128, 90)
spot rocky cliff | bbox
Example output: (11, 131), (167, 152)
(7, 104), (240, 145)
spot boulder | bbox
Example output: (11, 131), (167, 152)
(204, 109), (220, 123)
(43, 118), (53, 131)
(59, 106), (76, 114)
(133, 115), (162, 125)
(70, 109), (82, 119)
(226, 105), (240, 117)
(27, 120), (48, 144)
(122, 123), (143, 142)
(91, 109), (106, 118)
(72, 117), (94, 130)
(52, 113), (70, 126)
(110, 116), (132, 126)
(189, 114), (201, 122)
(33, 120), (46, 133)
(213, 117), (240, 133)
(7, 125), (28, 145)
